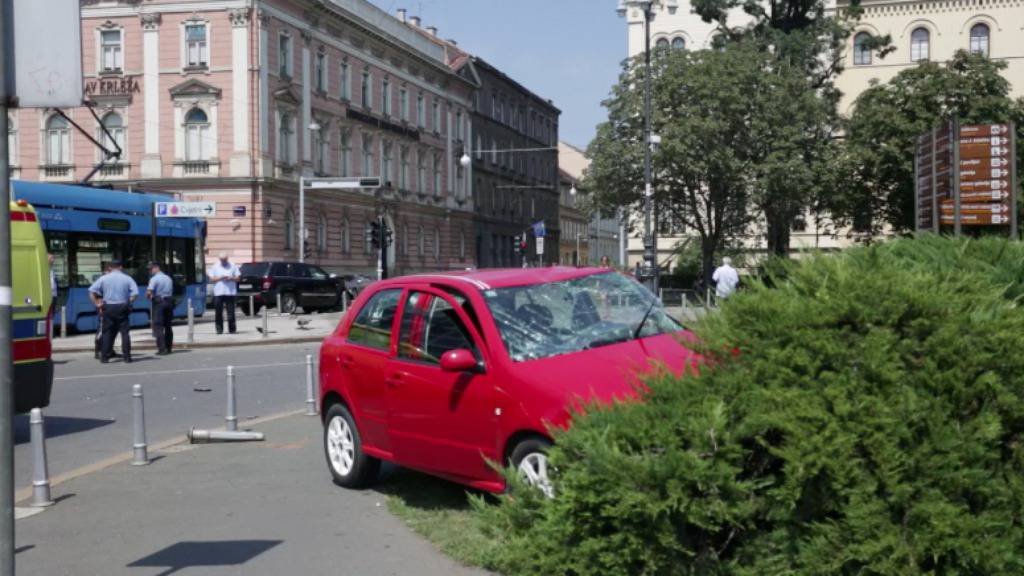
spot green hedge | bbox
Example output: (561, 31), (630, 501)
(472, 236), (1024, 576)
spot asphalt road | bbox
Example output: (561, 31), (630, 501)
(14, 342), (322, 493)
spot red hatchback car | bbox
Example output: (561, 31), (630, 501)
(319, 267), (698, 495)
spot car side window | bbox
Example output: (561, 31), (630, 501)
(293, 264), (311, 279)
(309, 266), (328, 280)
(270, 263), (288, 276)
(348, 289), (402, 351)
(398, 291), (477, 365)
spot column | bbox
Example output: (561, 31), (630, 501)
(229, 8), (251, 176)
(140, 13), (162, 178)
(301, 32), (312, 170)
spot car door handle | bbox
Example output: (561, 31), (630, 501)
(385, 372), (409, 388)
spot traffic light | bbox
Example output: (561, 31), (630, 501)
(513, 235), (521, 255)
(303, 242), (313, 261)
(370, 220), (382, 249)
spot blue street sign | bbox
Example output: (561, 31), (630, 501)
(532, 221), (546, 238)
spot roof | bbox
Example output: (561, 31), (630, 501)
(11, 180), (175, 214)
(382, 266), (612, 291)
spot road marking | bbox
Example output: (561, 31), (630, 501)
(14, 507), (45, 520)
(54, 361), (308, 382)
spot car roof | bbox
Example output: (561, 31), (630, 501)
(379, 266), (613, 291)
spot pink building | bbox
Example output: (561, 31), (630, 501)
(8, 0), (477, 275)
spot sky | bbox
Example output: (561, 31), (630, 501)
(367, 0), (626, 149)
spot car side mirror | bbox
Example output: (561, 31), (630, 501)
(440, 349), (480, 373)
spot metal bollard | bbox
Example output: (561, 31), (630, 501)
(225, 366), (238, 432)
(261, 304), (268, 338)
(132, 384), (149, 466)
(304, 354), (317, 416)
(276, 292), (283, 316)
(342, 291), (348, 312)
(29, 408), (54, 507)
(187, 299), (195, 344)
(249, 293), (255, 318)
(60, 305), (67, 339)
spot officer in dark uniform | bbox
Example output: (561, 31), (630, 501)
(89, 260), (138, 363)
(146, 261), (175, 355)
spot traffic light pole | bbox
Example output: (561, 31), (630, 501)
(378, 216), (388, 281)
(641, 3), (658, 293)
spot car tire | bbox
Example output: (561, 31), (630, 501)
(323, 403), (380, 489)
(509, 437), (555, 498)
(280, 293), (298, 314)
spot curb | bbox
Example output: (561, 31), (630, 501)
(14, 408), (310, 505)
(52, 334), (328, 354)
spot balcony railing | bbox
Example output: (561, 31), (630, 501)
(99, 163), (126, 177)
(42, 165), (73, 179)
(181, 160), (212, 176)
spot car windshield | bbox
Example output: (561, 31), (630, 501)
(482, 271), (682, 362)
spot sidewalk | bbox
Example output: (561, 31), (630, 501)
(52, 309), (345, 353)
(14, 413), (491, 576)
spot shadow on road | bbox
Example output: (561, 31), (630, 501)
(13, 415), (114, 445)
(127, 540), (283, 576)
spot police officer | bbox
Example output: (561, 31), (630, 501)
(89, 260), (138, 363)
(146, 262), (175, 355)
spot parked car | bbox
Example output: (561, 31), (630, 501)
(237, 262), (344, 315)
(340, 273), (373, 301)
(319, 267), (699, 495)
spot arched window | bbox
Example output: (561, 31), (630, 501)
(910, 28), (930, 62)
(969, 23), (990, 56)
(655, 38), (670, 50)
(341, 218), (351, 254)
(184, 108), (210, 161)
(100, 112), (125, 158)
(671, 37), (685, 50)
(316, 213), (327, 253)
(853, 32), (872, 65)
(284, 208), (295, 250)
(45, 115), (71, 165)
(278, 112), (294, 164)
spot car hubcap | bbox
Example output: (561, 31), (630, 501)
(327, 416), (356, 476)
(518, 452), (554, 498)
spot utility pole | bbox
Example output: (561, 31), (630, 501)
(0, 0), (15, 571)
(640, 2), (658, 293)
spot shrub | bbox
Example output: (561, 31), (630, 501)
(471, 236), (1024, 576)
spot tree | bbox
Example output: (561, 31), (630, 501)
(836, 52), (1024, 234)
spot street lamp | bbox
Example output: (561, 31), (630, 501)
(570, 182), (578, 196)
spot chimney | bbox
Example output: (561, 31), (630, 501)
(396, 8), (407, 23)
(427, 26), (438, 36)
(409, 15), (421, 27)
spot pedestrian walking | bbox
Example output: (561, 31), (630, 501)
(146, 262), (175, 355)
(633, 261), (643, 280)
(208, 252), (240, 335)
(712, 257), (740, 300)
(89, 260), (138, 363)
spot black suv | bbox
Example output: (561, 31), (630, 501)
(237, 262), (344, 315)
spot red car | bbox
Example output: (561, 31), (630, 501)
(319, 267), (699, 495)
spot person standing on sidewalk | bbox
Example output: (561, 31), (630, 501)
(208, 252), (240, 335)
(89, 260), (138, 363)
(712, 257), (740, 301)
(146, 262), (175, 355)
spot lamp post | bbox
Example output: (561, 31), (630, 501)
(299, 121), (322, 263)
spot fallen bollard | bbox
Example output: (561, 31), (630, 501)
(225, 366), (237, 432)
(188, 428), (265, 443)
(305, 354), (317, 416)
(29, 408), (54, 507)
(132, 384), (149, 466)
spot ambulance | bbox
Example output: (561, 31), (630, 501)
(10, 199), (53, 413)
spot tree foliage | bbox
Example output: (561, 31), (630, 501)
(472, 235), (1024, 575)
(835, 52), (1024, 234)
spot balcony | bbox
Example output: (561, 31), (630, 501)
(41, 164), (74, 180)
(274, 162), (297, 180)
(173, 159), (220, 178)
(99, 163), (128, 178)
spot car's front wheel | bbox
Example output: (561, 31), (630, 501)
(510, 437), (554, 498)
(323, 404), (380, 488)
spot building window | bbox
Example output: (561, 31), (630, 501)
(491, 139), (498, 164)
(475, 135), (483, 160)
(315, 51), (327, 92)
(361, 133), (375, 176)
(361, 69), (372, 109)
(910, 28), (930, 62)
(432, 153), (441, 194)
(455, 110), (463, 141)
(399, 146), (409, 190)
(279, 33), (292, 77)
(277, 111), (294, 164)
(314, 124), (328, 174)
(363, 221), (372, 255)
(99, 112), (125, 159)
(100, 29), (123, 72)
(317, 213), (327, 253)
(185, 23), (208, 69)
(45, 114), (71, 165)
(382, 77), (392, 116)
(284, 209), (295, 250)
(417, 225), (425, 256)
(184, 108), (210, 161)
(399, 88), (409, 121)
(382, 141), (393, 186)
(416, 150), (426, 192)
(416, 93), (425, 128)
(339, 130), (351, 177)
(432, 101), (440, 134)
(339, 62), (351, 100)
(671, 37), (685, 50)
(433, 228), (441, 261)
(341, 218), (351, 254)
(970, 23), (990, 56)
(853, 32), (872, 65)
(655, 37), (670, 51)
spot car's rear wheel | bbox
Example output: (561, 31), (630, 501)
(510, 437), (554, 498)
(280, 292), (298, 314)
(323, 403), (379, 488)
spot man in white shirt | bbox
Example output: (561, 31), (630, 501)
(712, 257), (740, 300)
(208, 252), (241, 334)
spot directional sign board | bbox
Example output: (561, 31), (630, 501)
(155, 202), (217, 218)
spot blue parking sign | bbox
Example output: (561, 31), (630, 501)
(156, 203), (168, 216)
